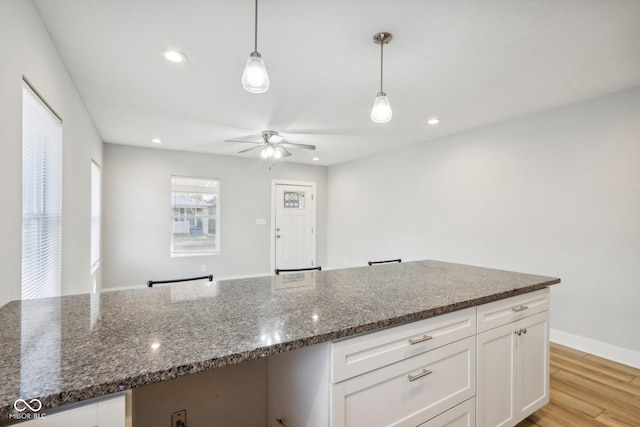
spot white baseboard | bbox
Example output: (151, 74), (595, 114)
(550, 328), (640, 368)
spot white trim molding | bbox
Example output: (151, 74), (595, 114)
(550, 328), (640, 369)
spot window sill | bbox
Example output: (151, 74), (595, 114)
(170, 252), (220, 258)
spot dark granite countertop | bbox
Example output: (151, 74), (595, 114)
(0, 260), (560, 419)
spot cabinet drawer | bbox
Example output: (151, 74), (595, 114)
(331, 336), (475, 427)
(418, 398), (475, 427)
(477, 288), (549, 333)
(332, 307), (475, 383)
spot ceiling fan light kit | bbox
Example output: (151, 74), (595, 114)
(242, 0), (270, 93)
(371, 32), (393, 123)
(225, 130), (316, 164)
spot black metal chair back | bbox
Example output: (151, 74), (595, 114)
(147, 275), (213, 287)
(367, 259), (401, 266)
(274, 266), (322, 275)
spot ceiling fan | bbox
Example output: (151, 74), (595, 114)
(225, 130), (316, 159)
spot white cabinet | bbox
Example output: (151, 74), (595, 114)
(332, 337), (475, 427)
(331, 308), (477, 427)
(9, 392), (130, 427)
(265, 289), (551, 427)
(476, 289), (549, 427)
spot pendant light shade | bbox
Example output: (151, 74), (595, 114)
(242, 53), (270, 93)
(242, 0), (269, 93)
(371, 92), (392, 123)
(371, 32), (393, 123)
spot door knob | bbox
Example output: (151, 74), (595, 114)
(276, 234), (281, 238)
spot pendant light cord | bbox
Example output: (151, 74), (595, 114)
(380, 41), (384, 93)
(254, 0), (259, 53)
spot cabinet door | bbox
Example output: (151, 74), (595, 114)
(516, 311), (549, 421)
(477, 322), (516, 427)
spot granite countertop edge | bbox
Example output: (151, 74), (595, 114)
(0, 278), (559, 418)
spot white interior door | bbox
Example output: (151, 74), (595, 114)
(274, 184), (316, 271)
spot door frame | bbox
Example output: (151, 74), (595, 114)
(270, 179), (317, 273)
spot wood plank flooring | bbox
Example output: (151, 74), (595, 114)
(516, 343), (640, 427)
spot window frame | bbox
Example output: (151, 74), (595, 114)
(90, 160), (101, 273)
(21, 80), (63, 300)
(170, 176), (220, 257)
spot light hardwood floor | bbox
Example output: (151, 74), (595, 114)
(516, 343), (640, 427)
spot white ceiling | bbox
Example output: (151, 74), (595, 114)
(34, 0), (640, 166)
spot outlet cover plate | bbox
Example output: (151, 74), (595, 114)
(172, 410), (186, 427)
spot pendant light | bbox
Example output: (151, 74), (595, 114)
(242, 0), (270, 93)
(371, 32), (393, 123)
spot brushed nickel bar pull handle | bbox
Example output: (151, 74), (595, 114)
(409, 334), (433, 345)
(408, 368), (432, 382)
(512, 305), (529, 312)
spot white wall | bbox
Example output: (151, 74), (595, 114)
(102, 143), (327, 288)
(0, 0), (103, 307)
(327, 88), (640, 358)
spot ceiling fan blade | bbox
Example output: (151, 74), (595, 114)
(268, 134), (284, 144)
(225, 139), (262, 144)
(280, 141), (316, 150)
(238, 146), (264, 154)
(277, 147), (292, 157)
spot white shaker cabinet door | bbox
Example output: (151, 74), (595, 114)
(477, 321), (517, 427)
(516, 311), (550, 421)
(477, 310), (549, 427)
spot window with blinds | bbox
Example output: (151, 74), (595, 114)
(91, 161), (101, 272)
(171, 176), (219, 256)
(22, 82), (63, 300)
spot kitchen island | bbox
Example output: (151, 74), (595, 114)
(0, 260), (560, 425)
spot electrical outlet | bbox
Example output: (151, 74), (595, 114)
(172, 410), (186, 427)
(201, 265), (207, 273)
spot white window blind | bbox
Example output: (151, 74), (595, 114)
(90, 161), (101, 272)
(171, 176), (219, 256)
(22, 82), (63, 300)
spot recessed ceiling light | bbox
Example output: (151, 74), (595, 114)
(151, 138), (162, 144)
(427, 118), (440, 125)
(164, 50), (187, 63)
(312, 157), (320, 161)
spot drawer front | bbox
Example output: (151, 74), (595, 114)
(332, 307), (475, 383)
(477, 288), (549, 332)
(331, 336), (475, 427)
(418, 398), (475, 427)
